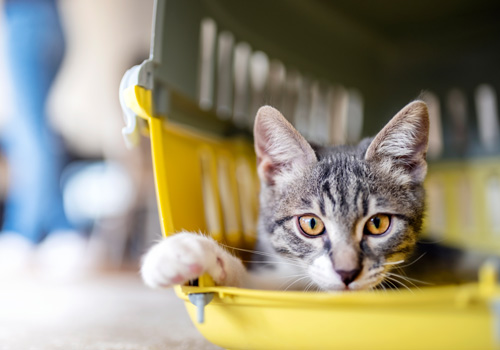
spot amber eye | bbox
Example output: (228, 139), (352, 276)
(298, 215), (325, 237)
(365, 214), (391, 235)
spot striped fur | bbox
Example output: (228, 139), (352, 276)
(254, 102), (429, 291)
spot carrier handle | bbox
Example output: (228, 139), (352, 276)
(119, 60), (154, 148)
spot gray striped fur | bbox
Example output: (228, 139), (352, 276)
(253, 102), (429, 291)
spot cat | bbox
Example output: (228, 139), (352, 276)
(141, 101), (429, 291)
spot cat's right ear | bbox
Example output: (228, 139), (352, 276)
(254, 106), (317, 186)
(365, 101), (430, 184)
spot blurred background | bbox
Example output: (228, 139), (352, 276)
(0, 0), (158, 273)
(0, 0), (499, 349)
(0, 0), (219, 349)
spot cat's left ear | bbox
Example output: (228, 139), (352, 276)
(254, 106), (317, 186)
(365, 101), (429, 183)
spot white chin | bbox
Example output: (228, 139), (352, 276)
(316, 281), (373, 291)
(314, 281), (347, 291)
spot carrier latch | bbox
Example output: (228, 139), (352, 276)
(188, 292), (215, 324)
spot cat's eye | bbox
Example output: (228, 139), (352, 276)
(364, 214), (391, 235)
(298, 215), (325, 237)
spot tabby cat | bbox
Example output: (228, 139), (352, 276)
(141, 101), (429, 291)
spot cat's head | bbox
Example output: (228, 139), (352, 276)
(254, 101), (429, 291)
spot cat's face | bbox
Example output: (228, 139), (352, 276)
(254, 102), (429, 291)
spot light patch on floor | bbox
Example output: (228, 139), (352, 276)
(0, 272), (221, 350)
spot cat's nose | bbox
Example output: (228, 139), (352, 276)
(336, 268), (361, 286)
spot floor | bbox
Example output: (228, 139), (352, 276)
(0, 272), (221, 350)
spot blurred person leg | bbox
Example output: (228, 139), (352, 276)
(0, 0), (86, 278)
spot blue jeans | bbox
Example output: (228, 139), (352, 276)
(2, 0), (74, 243)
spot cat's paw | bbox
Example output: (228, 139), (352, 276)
(141, 232), (244, 288)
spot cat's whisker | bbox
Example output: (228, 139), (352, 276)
(386, 272), (420, 290)
(392, 266), (424, 286)
(386, 281), (398, 291)
(396, 252), (427, 269)
(277, 273), (310, 290)
(383, 259), (405, 266)
(386, 272), (433, 287)
(392, 267), (435, 288)
(220, 243), (307, 267)
(283, 275), (311, 292)
(220, 244), (280, 259)
(241, 260), (306, 269)
(370, 282), (383, 293)
(379, 281), (389, 290)
(363, 275), (385, 293)
(282, 277), (306, 291)
(303, 281), (310, 292)
(394, 266), (408, 279)
(275, 273), (310, 280)
(381, 277), (399, 292)
(219, 244), (280, 259)
(305, 281), (320, 293)
(381, 274), (413, 293)
(304, 281), (314, 292)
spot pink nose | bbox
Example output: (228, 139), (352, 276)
(336, 268), (361, 286)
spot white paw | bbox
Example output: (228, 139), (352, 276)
(141, 232), (227, 289)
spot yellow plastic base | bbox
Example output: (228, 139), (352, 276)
(176, 282), (497, 350)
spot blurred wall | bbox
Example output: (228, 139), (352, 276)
(49, 0), (154, 159)
(0, 0), (154, 159)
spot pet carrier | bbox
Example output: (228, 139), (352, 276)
(120, 1), (500, 349)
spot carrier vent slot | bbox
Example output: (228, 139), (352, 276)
(309, 81), (330, 144)
(426, 177), (447, 239)
(248, 51), (270, 128)
(233, 42), (252, 128)
(217, 155), (242, 247)
(235, 157), (258, 247)
(328, 85), (348, 145)
(486, 174), (500, 237)
(476, 84), (499, 152)
(199, 147), (258, 249)
(457, 175), (475, 236)
(216, 31), (235, 120)
(422, 91), (443, 159)
(197, 18), (365, 145)
(199, 148), (223, 241)
(446, 88), (469, 156)
(198, 18), (217, 111)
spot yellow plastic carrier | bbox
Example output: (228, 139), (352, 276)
(120, 1), (500, 349)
